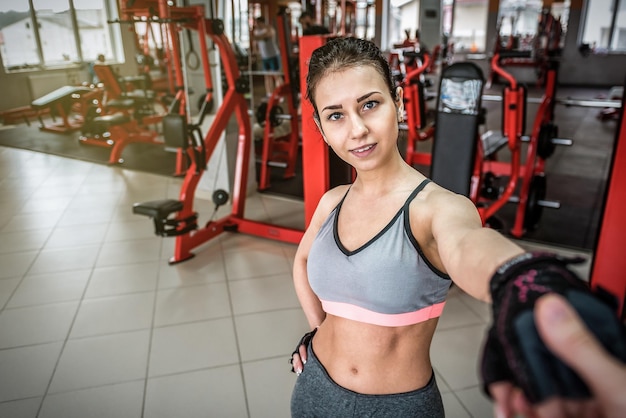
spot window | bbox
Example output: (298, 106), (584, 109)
(390, 0), (489, 53)
(582, 0), (626, 51)
(447, 0), (490, 52)
(0, 0), (122, 72)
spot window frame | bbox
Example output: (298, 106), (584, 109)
(580, 0), (626, 53)
(0, 0), (124, 73)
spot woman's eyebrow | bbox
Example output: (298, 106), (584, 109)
(321, 104), (342, 113)
(321, 91), (382, 113)
(357, 91), (381, 103)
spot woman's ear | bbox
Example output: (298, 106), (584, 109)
(395, 87), (404, 122)
(395, 86), (404, 107)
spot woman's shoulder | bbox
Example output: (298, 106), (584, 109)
(411, 179), (477, 219)
(306, 184), (351, 233)
(318, 184), (351, 211)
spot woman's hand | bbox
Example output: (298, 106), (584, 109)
(290, 343), (309, 376)
(289, 328), (317, 376)
(489, 293), (626, 418)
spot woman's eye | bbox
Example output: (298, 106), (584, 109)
(327, 112), (342, 121)
(363, 100), (378, 111)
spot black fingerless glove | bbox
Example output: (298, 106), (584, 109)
(289, 328), (317, 373)
(481, 252), (626, 404)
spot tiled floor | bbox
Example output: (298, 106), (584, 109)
(0, 145), (593, 418)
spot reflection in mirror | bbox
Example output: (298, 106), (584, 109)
(496, 0), (570, 53)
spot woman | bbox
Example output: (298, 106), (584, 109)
(289, 37), (618, 417)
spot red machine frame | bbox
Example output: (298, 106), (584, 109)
(590, 86), (626, 318)
(402, 53), (434, 166)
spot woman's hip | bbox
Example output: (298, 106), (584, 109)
(290, 343), (445, 417)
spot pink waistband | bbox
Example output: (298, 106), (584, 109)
(321, 300), (446, 327)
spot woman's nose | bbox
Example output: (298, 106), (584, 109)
(350, 115), (368, 139)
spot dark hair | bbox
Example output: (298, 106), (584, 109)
(306, 37), (396, 121)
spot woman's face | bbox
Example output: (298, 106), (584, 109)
(314, 65), (402, 172)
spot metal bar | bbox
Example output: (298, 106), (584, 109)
(508, 196), (560, 208)
(482, 94), (622, 108)
(555, 98), (622, 108)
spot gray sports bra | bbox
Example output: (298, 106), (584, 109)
(307, 179), (451, 327)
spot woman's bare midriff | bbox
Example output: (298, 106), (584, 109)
(312, 314), (439, 395)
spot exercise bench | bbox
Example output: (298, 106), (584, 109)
(31, 85), (94, 133)
(79, 112), (161, 164)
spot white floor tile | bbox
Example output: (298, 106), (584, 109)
(223, 245), (292, 281)
(229, 273), (301, 315)
(48, 330), (150, 394)
(85, 262), (159, 298)
(441, 392), (472, 418)
(39, 381), (144, 418)
(156, 247), (228, 289)
(66, 193), (122, 211)
(431, 323), (489, 391)
(235, 308), (309, 362)
(28, 246), (100, 275)
(243, 357), (296, 418)
(0, 397), (41, 418)
(105, 219), (159, 242)
(0, 277), (21, 308)
(0, 211), (64, 233)
(0, 302), (78, 348)
(70, 292), (154, 338)
(0, 251), (38, 279)
(96, 238), (162, 267)
(153, 282), (232, 327)
(436, 294), (487, 331)
(29, 183), (80, 200)
(0, 342), (63, 402)
(7, 270), (90, 308)
(0, 228), (52, 253)
(144, 365), (248, 418)
(148, 318), (239, 377)
(455, 290), (491, 324)
(20, 196), (72, 214)
(44, 223), (109, 249)
(56, 207), (115, 227)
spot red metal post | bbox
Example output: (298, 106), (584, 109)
(299, 35), (330, 226)
(590, 88), (626, 317)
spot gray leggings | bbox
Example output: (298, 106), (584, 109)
(291, 343), (445, 417)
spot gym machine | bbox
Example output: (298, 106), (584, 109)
(480, 51), (561, 236)
(133, 1), (305, 264)
(431, 51), (570, 237)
